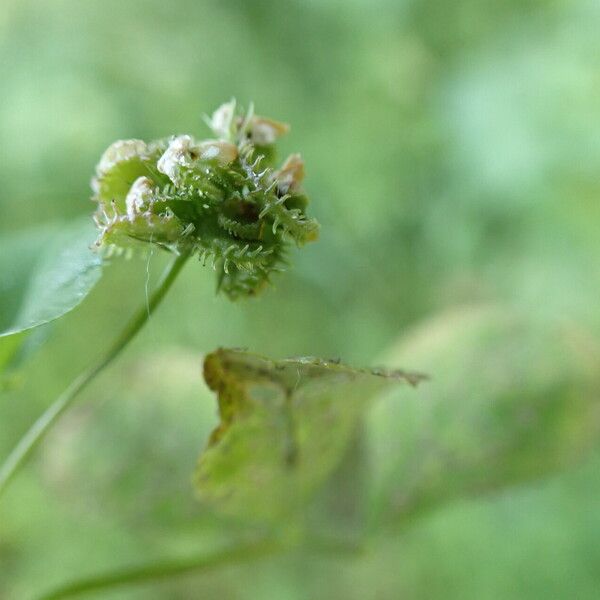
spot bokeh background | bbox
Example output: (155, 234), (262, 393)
(1, 0), (599, 598)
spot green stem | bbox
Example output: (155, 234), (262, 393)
(37, 537), (362, 600)
(37, 540), (279, 600)
(0, 252), (190, 498)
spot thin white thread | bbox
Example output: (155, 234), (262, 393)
(293, 368), (301, 393)
(145, 236), (155, 317)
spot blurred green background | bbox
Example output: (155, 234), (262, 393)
(1, 0), (599, 598)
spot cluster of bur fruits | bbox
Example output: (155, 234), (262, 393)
(92, 100), (319, 299)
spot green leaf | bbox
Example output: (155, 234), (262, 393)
(0, 220), (102, 338)
(195, 348), (423, 522)
(367, 307), (600, 528)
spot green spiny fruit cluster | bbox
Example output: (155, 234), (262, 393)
(91, 100), (319, 299)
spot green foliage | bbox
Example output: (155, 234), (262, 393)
(0, 220), (102, 338)
(92, 101), (319, 299)
(1, 0), (600, 598)
(192, 318), (600, 535)
(195, 348), (423, 521)
(0, 220), (101, 387)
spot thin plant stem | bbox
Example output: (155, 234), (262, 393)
(37, 540), (280, 600)
(0, 251), (190, 498)
(37, 537), (363, 600)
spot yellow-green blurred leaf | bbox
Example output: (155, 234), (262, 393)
(195, 348), (423, 522)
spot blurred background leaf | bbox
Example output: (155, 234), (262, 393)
(1, 0), (599, 598)
(367, 306), (600, 529)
